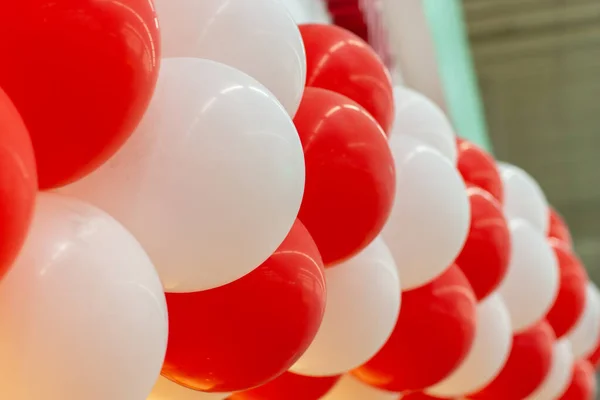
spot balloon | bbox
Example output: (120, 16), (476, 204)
(545, 239), (588, 339)
(401, 393), (451, 400)
(390, 87), (456, 162)
(60, 58), (305, 292)
(353, 265), (477, 392)
(229, 372), (340, 400)
(498, 219), (559, 332)
(293, 87), (395, 266)
(426, 293), (512, 398)
(498, 162), (549, 234)
(162, 220), (326, 393)
(470, 320), (555, 400)
(548, 207), (573, 248)
(0, 192), (168, 400)
(299, 24), (394, 133)
(558, 360), (596, 400)
(149, 377), (230, 400)
(526, 339), (575, 400)
(383, 134), (470, 290)
(154, 0), (305, 116)
(0, 0), (160, 188)
(290, 238), (401, 377)
(0, 87), (36, 278)
(455, 187), (510, 300)
(567, 283), (600, 359)
(321, 375), (400, 400)
(586, 338), (600, 368)
(456, 138), (503, 203)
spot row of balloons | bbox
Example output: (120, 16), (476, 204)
(0, 0), (597, 399)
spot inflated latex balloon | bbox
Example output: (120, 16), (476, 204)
(229, 372), (340, 400)
(567, 283), (600, 359)
(401, 393), (451, 400)
(0, 0), (160, 188)
(526, 339), (574, 400)
(586, 338), (600, 368)
(0, 87), (36, 279)
(290, 238), (401, 377)
(558, 360), (596, 400)
(300, 24), (394, 133)
(471, 320), (555, 400)
(162, 220), (326, 393)
(455, 187), (510, 300)
(0, 193), (168, 400)
(353, 265), (477, 392)
(60, 58), (305, 292)
(390, 87), (456, 162)
(154, 0), (305, 116)
(498, 219), (559, 332)
(498, 162), (549, 234)
(293, 87), (395, 266)
(321, 375), (400, 400)
(149, 377), (230, 400)
(383, 134), (470, 290)
(545, 239), (588, 339)
(548, 207), (574, 248)
(456, 138), (503, 203)
(426, 293), (512, 398)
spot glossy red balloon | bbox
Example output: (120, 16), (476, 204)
(299, 24), (394, 134)
(352, 265), (477, 392)
(455, 187), (511, 300)
(294, 87), (395, 266)
(471, 320), (555, 400)
(545, 239), (588, 339)
(229, 372), (340, 400)
(456, 138), (503, 204)
(0, 88), (37, 279)
(162, 220), (326, 393)
(548, 208), (574, 248)
(0, 0), (160, 188)
(558, 360), (596, 400)
(587, 338), (600, 369)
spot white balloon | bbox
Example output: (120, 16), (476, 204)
(425, 293), (512, 397)
(148, 376), (229, 400)
(321, 375), (400, 400)
(0, 193), (168, 400)
(567, 283), (600, 359)
(498, 162), (549, 234)
(154, 0), (305, 116)
(526, 339), (574, 400)
(390, 86), (457, 164)
(59, 58), (305, 293)
(290, 238), (401, 377)
(383, 134), (470, 290)
(498, 219), (559, 332)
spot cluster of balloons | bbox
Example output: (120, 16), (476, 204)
(0, 0), (597, 400)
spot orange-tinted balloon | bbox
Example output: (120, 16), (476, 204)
(229, 372), (340, 400)
(548, 208), (574, 248)
(294, 87), (395, 266)
(299, 24), (394, 134)
(455, 187), (510, 300)
(352, 265), (477, 392)
(0, 0), (160, 188)
(402, 392), (452, 400)
(545, 239), (588, 339)
(0, 87), (37, 279)
(162, 220), (326, 393)
(558, 360), (596, 400)
(456, 138), (503, 204)
(471, 320), (555, 400)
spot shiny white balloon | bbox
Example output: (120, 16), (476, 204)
(149, 376), (229, 400)
(60, 58), (305, 293)
(321, 375), (400, 400)
(154, 0), (306, 116)
(498, 162), (549, 234)
(426, 293), (512, 397)
(390, 86), (457, 163)
(383, 134), (470, 290)
(567, 283), (600, 359)
(526, 339), (574, 400)
(290, 238), (401, 377)
(0, 193), (168, 400)
(498, 219), (559, 332)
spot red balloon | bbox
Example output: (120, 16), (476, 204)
(456, 138), (503, 204)
(402, 392), (452, 400)
(229, 372), (340, 400)
(545, 239), (588, 339)
(0, 0), (160, 188)
(471, 320), (555, 400)
(162, 220), (326, 393)
(587, 339), (600, 369)
(455, 187), (511, 300)
(293, 87), (395, 266)
(299, 24), (395, 134)
(558, 360), (596, 400)
(352, 265), (477, 392)
(548, 208), (574, 248)
(0, 88), (37, 279)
